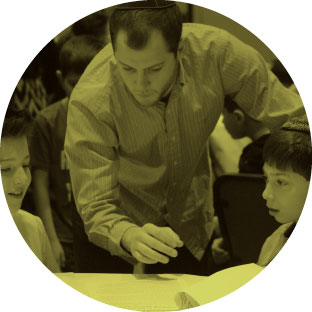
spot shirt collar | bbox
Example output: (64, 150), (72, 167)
(177, 57), (186, 86)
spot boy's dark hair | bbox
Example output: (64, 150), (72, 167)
(59, 35), (104, 76)
(109, 2), (182, 56)
(263, 117), (312, 181)
(1, 103), (33, 138)
(72, 9), (108, 40)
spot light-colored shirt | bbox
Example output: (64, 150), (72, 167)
(257, 222), (293, 267)
(65, 23), (304, 263)
(14, 209), (60, 272)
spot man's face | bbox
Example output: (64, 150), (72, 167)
(0, 136), (31, 216)
(114, 29), (178, 107)
(262, 162), (310, 224)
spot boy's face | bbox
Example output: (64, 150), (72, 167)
(222, 108), (245, 139)
(62, 71), (81, 98)
(0, 136), (31, 216)
(114, 29), (178, 107)
(262, 162), (310, 224)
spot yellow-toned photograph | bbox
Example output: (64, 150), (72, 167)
(1, 1), (311, 311)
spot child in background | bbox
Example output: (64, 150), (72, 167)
(1, 107), (60, 272)
(29, 35), (104, 271)
(257, 116), (311, 266)
(211, 95), (271, 263)
(222, 95), (271, 174)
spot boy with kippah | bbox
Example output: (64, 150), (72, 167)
(1, 106), (60, 272)
(222, 95), (271, 174)
(29, 35), (104, 271)
(257, 116), (311, 266)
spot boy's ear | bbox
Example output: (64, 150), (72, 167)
(56, 69), (65, 91)
(233, 109), (245, 123)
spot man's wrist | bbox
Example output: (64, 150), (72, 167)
(120, 225), (140, 253)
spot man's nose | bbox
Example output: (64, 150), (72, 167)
(136, 71), (149, 89)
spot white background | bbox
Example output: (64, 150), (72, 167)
(0, 0), (311, 311)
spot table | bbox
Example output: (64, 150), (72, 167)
(56, 264), (263, 311)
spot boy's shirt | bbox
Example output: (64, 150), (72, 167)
(239, 134), (270, 174)
(14, 209), (60, 272)
(29, 97), (73, 243)
(257, 222), (294, 266)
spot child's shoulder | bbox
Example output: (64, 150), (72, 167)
(14, 210), (44, 235)
(37, 97), (68, 120)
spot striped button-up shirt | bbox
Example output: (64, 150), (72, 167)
(65, 23), (304, 263)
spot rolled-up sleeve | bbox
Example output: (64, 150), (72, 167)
(64, 94), (137, 263)
(217, 30), (305, 129)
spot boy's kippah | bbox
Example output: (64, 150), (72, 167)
(281, 116), (310, 134)
(116, 0), (176, 10)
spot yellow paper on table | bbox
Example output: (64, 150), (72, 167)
(175, 263), (263, 309)
(57, 273), (184, 311)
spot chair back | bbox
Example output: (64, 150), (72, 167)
(214, 174), (280, 264)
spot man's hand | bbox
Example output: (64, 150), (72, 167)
(121, 223), (184, 264)
(51, 240), (66, 269)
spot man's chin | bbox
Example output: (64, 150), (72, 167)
(135, 96), (159, 108)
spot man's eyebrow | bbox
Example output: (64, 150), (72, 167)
(146, 62), (165, 69)
(119, 60), (165, 70)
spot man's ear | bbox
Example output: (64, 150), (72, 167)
(233, 109), (245, 124)
(56, 69), (65, 91)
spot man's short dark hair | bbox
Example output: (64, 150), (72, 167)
(263, 117), (312, 181)
(109, 4), (182, 55)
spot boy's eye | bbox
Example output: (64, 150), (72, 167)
(276, 179), (288, 186)
(0, 167), (11, 173)
(23, 164), (31, 170)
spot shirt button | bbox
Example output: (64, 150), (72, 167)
(172, 182), (177, 186)
(173, 161), (178, 166)
(171, 136), (176, 141)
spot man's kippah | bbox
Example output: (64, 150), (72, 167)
(281, 116), (310, 134)
(116, 0), (176, 10)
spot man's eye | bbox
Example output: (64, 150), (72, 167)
(123, 67), (135, 72)
(23, 164), (31, 170)
(148, 67), (162, 72)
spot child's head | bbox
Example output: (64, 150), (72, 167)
(222, 95), (247, 139)
(56, 35), (104, 97)
(262, 117), (311, 223)
(222, 95), (269, 141)
(1, 106), (33, 216)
